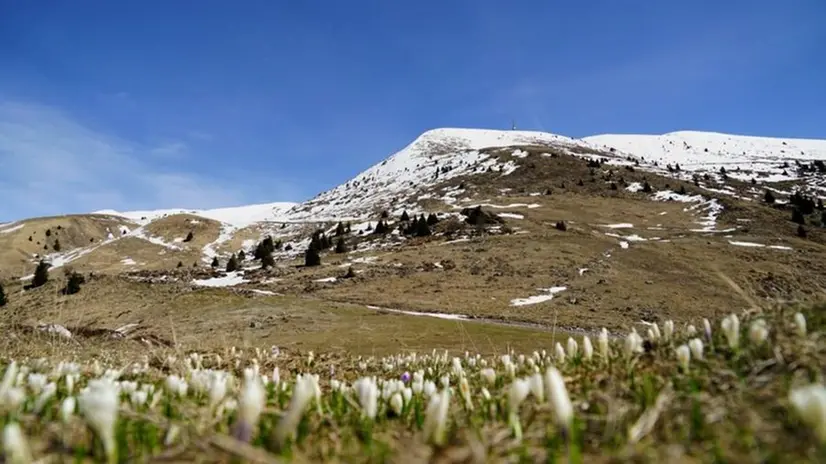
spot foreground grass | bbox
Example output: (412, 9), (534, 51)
(1, 305), (826, 463)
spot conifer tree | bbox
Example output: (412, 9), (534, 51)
(764, 190), (776, 204)
(335, 237), (348, 254)
(31, 260), (50, 288)
(261, 252), (275, 269)
(238, 249), (246, 261)
(262, 236), (275, 253)
(53, 239), (61, 252)
(226, 253), (239, 272)
(426, 213), (439, 226)
(400, 210), (410, 222)
(792, 208), (805, 225)
(64, 272), (85, 295)
(415, 216), (432, 237)
(797, 224), (808, 238)
(642, 181), (653, 193)
(0, 282), (6, 307)
(177, 261), (184, 268)
(211, 257), (219, 268)
(305, 245), (321, 267)
(335, 222), (346, 237)
(406, 216), (420, 235)
(183, 231), (194, 242)
(373, 220), (388, 235)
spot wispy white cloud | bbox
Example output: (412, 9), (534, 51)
(0, 100), (277, 221)
(149, 141), (189, 159)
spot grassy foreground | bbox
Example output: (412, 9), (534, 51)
(1, 304), (826, 463)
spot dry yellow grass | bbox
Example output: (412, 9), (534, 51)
(1, 275), (578, 357)
(0, 214), (133, 274)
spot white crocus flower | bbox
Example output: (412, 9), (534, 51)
(703, 318), (712, 342)
(685, 324), (697, 337)
(582, 336), (594, 362)
(545, 367), (573, 429)
(794, 312), (807, 338)
(354, 377), (379, 419)
(598, 328), (610, 358)
(60, 396), (76, 423)
(78, 378), (120, 463)
(422, 388), (451, 446)
(566, 337), (579, 359)
(789, 384), (826, 443)
(721, 314), (740, 350)
(675, 345), (691, 372)
(480, 368), (496, 386)
(555, 343), (566, 363)
(688, 338), (704, 361)
(274, 375), (317, 447)
(2, 422), (32, 464)
(748, 319), (769, 346)
(529, 372), (544, 403)
(663, 320), (674, 342)
(389, 392), (404, 416)
(508, 378), (531, 441)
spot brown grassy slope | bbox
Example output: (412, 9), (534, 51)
(0, 214), (134, 275)
(0, 274), (576, 356)
(66, 237), (188, 272)
(142, 213), (222, 247)
(277, 150), (826, 333)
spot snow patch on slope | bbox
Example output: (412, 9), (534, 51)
(285, 128), (599, 221)
(192, 271), (248, 287)
(584, 131), (826, 178)
(95, 202), (296, 228)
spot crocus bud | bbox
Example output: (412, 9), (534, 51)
(582, 336), (594, 362)
(688, 338), (704, 361)
(555, 343), (566, 363)
(663, 320), (674, 342)
(545, 367), (573, 429)
(721, 314), (740, 350)
(794, 313), (807, 338)
(748, 319), (769, 346)
(2, 422), (32, 464)
(598, 328), (610, 358)
(480, 368), (496, 386)
(675, 345), (691, 372)
(789, 384), (826, 443)
(389, 392), (404, 416)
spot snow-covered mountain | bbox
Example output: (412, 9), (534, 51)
(94, 128), (826, 228)
(584, 131), (826, 182)
(5, 126), (826, 277)
(283, 128), (602, 221)
(94, 202), (297, 228)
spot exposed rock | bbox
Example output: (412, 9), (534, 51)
(460, 206), (504, 226)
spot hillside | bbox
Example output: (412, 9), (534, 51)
(1, 126), (825, 337)
(585, 131), (826, 185)
(3, 127), (826, 462)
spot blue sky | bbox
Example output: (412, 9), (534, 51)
(1, 1), (824, 221)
